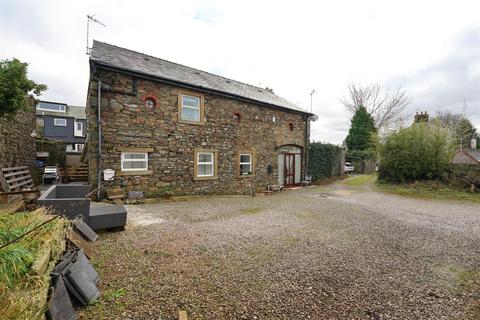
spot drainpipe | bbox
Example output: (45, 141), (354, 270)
(304, 115), (310, 177)
(96, 80), (102, 201)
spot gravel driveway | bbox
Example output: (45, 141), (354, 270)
(82, 181), (480, 320)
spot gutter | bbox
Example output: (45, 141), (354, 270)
(91, 60), (314, 117)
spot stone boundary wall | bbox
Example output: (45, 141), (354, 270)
(0, 105), (36, 169)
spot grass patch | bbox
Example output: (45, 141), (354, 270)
(283, 235), (301, 246)
(103, 288), (126, 301)
(343, 174), (377, 187)
(376, 180), (480, 203)
(0, 209), (67, 319)
(240, 207), (262, 215)
(295, 210), (316, 220)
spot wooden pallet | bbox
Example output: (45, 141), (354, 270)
(0, 166), (35, 192)
(0, 166), (38, 203)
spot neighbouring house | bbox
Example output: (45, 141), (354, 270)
(86, 41), (315, 197)
(452, 138), (480, 165)
(36, 101), (87, 165)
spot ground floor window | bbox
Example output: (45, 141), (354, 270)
(121, 152), (148, 171)
(194, 149), (217, 180)
(237, 150), (255, 177)
(66, 143), (84, 153)
(239, 153), (252, 175)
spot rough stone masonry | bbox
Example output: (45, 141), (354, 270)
(0, 105), (36, 170)
(86, 69), (310, 197)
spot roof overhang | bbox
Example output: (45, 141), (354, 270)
(90, 60), (315, 117)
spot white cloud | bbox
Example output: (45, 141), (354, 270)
(1, 0), (479, 143)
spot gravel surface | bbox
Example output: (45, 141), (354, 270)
(81, 182), (480, 320)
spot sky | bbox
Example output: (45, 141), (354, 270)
(1, 0), (479, 144)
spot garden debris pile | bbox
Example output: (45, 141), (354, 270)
(0, 208), (67, 319)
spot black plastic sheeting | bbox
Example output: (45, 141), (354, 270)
(48, 248), (100, 315)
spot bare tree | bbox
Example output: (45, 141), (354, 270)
(435, 109), (477, 148)
(341, 83), (411, 129)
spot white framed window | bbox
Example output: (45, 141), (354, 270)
(121, 152), (148, 171)
(181, 95), (201, 122)
(37, 102), (66, 113)
(66, 143), (84, 153)
(54, 118), (67, 126)
(239, 154), (252, 175)
(74, 120), (83, 136)
(197, 152), (214, 177)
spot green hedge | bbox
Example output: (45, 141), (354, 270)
(309, 142), (343, 182)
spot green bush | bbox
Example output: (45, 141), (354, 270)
(378, 122), (456, 182)
(35, 138), (66, 168)
(309, 142), (343, 182)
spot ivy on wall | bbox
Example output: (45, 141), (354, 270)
(309, 142), (343, 182)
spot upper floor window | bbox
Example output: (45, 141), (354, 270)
(121, 152), (148, 171)
(178, 93), (204, 125)
(37, 102), (66, 113)
(74, 120), (83, 137)
(54, 118), (67, 126)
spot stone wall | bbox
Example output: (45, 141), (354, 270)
(0, 105), (36, 169)
(87, 70), (309, 196)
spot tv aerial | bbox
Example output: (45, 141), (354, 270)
(86, 14), (106, 55)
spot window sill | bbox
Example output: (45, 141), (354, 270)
(178, 119), (205, 126)
(194, 175), (218, 181)
(238, 173), (256, 178)
(117, 170), (153, 176)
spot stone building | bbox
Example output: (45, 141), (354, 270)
(86, 41), (315, 197)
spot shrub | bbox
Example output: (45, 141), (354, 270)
(378, 122), (456, 182)
(309, 142), (343, 182)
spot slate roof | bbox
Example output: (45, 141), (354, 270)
(466, 149), (480, 162)
(90, 41), (310, 115)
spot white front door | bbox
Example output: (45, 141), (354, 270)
(74, 121), (83, 137)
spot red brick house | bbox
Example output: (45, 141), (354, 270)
(86, 41), (315, 197)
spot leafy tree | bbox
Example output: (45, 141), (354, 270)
(435, 110), (477, 149)
(345, 106), (377, 159)
(0, 58), (47, 118)
(378, 122), (456, 182)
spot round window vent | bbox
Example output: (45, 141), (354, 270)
(144, 97), (156, 108)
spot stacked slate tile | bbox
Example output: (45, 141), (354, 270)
(47, 220), (100, 320)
